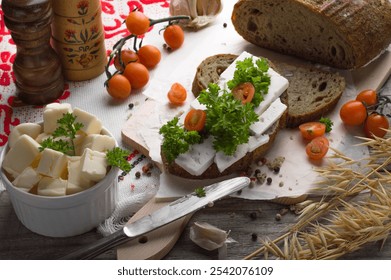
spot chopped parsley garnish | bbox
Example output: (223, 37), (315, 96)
(194, 187), (206, 197)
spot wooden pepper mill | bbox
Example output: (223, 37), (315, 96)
(51, 0), (107, 81)
(2, 0), (65, 105)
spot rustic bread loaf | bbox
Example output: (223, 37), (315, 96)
(191, 54), (345, 128)
(231, 0), (391, 69)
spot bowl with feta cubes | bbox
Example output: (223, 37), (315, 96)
(0, 103), (123, 237)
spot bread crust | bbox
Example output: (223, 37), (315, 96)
(231, 0), (391, 69)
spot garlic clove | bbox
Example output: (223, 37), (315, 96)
(169, 0), (222, 29)
(189, 221), (228, 251)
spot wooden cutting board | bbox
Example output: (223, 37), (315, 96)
(118, 49), (391, 260)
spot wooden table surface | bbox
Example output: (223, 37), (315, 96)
(1, 190), (390, 260)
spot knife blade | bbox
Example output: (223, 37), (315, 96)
(60, 176), (250, 259)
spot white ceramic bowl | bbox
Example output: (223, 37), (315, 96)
(0, 127), (119, 237)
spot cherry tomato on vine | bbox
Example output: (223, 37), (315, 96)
(125, 10), (150, 36)
(232, 82), (255, 104)
(299, 122), (326, 140)
(167, 82), (187, 105)
(163, 24), (184, 49)
(184, 109), (206, 132)
(114, 49), (139, 71)
(106, 74), (131, 99)
(123, 62), (149, 89)
(305, 136), (329, 160)
(137, 45), (161, 68)
(339, 100), (367, 126)
(356, 89), (377, 106)
(364, 112), (389, 138)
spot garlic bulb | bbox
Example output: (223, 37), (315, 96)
(169, 0), (222, 29)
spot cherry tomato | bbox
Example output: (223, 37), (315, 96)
(339, 100), (367, 126)
(137, 45), (161, 68)
(232, 82), (255, 104)
(114, 49), (139, 71)
(163, 24), (184, 49)
(299, 122), (326, 140)
(125, 11), (150, 36)
(106, 74), (131, 99)
(184, 109), (206, 132)
(167, 82), (187, 105)
(356, 89), (377, 106)
(306, 136), (329, 160)
(364, 112), (389, 138)
(123, 62), (149, 89)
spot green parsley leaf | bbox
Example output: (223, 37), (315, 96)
(194, 187), (206, 197)
(226, 57), (271, 107)
(40, 113), (84, 156)
(106, 147), (132, 173)
(159, 117), (201, 163)
(319, 117), (333, 133)
(198, 83), (258, 155)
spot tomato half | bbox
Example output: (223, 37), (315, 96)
(356, 89), (377, 106)
(167, 82), (187, 105)
(364, 112), (389, 138)
(232, 82), (255, 104)
(184, 109), (206, 132)
(339, 100), (367, 126)
(299, 122), (326, 140)
(306, 136), (329, 160)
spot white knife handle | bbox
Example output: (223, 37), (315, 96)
(59, 230), (130, 259)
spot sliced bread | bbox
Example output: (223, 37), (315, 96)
(191, 54), (345, 128)
(231, 0), (391, 69)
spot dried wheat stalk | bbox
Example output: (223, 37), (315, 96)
(245, 133), (391, 260)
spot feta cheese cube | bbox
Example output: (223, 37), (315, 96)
(36, 148), (68, 178)
(66, 156), (94, 195)
(8, 123), (42, 148)
(80, 134), (116, 153)
(43, 103), (72, 134)
(73, 107), (102, 135)
(250, 98), (287, 136)
(37, 177), (67, 197)
(12, 167), (42, 192)
(2, 134), (41, 179)
(80, 148), (108, 182)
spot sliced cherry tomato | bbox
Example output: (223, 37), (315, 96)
(306, 136), (329, 160)
(364, 112), (389, 138)
(137, 45), (161, 68)
(299, 122), (326, 140)
(184, 109), (206, 132)
(167, 82), (187, 105)
(106, 74), (131, 99)
(232, 82), (255, 104)
(123, 62), (149, 89)
(114, 49), (139, 71)
(339, 100), (367, 126)
(125, 11), (150, 36)
(163, 24), (184, 49)
(356, 89), (377, 106)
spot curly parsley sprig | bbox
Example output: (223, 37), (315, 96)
(227, 57), (271, 107)
(106, 147), (132, 173)
(159, 117), (201, 163)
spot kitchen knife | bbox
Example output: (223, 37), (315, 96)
(60, 176), (250, 259)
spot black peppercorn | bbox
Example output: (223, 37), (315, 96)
(267, 177), (272, 185)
